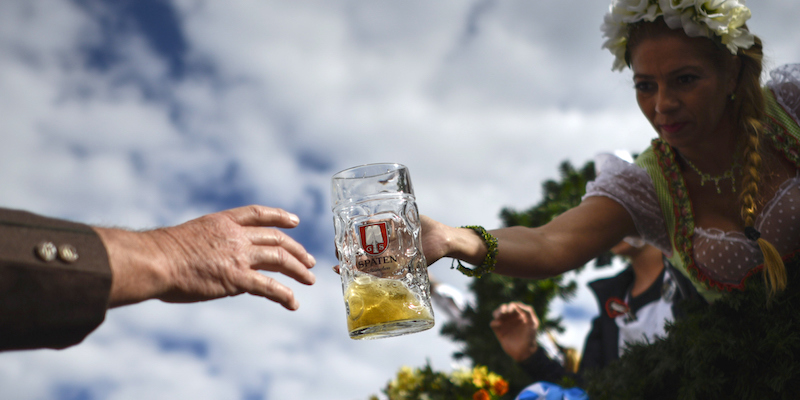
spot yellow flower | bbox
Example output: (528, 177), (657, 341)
(382, 363), (509, 400)
(450, 367), (472, 386)
(471, 366), (489, 388)
(387, 365), (424, 399)
(486, 372), (501, 386)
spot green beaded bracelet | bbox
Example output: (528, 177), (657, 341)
(451, 225), (499, 278)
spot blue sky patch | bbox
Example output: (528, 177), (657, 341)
(73, 0), (187, 77)
(152, 332), (210, 359)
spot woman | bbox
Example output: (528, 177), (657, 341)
(422, 0), (800, 396)
(421, 0), (800, 305)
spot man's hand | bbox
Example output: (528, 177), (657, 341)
(98, 205), (316, 310)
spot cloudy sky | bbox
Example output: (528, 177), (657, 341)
(1, 1), (798, 399)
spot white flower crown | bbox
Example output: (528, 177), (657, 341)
(601, 0), (756, 71)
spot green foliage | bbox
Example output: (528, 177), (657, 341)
(441, 159), (613, 397)
(500, 161), (591, 227)
(585, 255), (800, 399)
(498, 160), (614, 269)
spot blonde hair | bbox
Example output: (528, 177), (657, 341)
(628, 18), (787, 296)
(733, 39), (787, 297)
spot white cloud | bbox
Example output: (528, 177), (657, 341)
(2, 0), (799, 399)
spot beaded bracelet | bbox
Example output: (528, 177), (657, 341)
(451, 225), (499, 278)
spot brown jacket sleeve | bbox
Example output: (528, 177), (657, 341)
(0, 208), (112, 351)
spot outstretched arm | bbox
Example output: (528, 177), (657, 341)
(422, 196), (635, 278)
(97, 205), (317, 310)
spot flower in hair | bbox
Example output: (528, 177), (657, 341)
(601, 0), (756, 71)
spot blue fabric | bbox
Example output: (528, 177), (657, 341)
(515, 382), (588, 400)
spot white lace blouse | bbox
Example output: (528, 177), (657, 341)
(584, 64), (800, 288)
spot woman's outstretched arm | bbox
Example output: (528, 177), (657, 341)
(421, 196), (636, 279)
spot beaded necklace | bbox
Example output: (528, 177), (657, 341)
(677, 152), (741, 194)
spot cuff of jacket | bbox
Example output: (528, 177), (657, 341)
(0, 209), (112, 351)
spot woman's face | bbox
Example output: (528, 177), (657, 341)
(629, 32), (738, 152)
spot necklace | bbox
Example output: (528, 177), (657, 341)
(678, 152), (740, 194)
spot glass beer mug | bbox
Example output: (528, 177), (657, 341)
(331, 163), (434, 340)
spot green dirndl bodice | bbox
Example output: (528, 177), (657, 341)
(634, 88), (800, 302)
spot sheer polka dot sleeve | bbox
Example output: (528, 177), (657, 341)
(767, 63), (800, 125)
(583, 154), (672, 255)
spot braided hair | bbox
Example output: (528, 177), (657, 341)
(732, 38), (787, 296)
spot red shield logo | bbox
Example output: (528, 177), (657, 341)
(605, 297), (630, 318)
(359, 222), (388, 255)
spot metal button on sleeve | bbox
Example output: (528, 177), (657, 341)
(58, 244), (79, 263)
(35, 241), (58, 262)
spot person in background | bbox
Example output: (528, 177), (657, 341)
(0, 205), (316, 351)
(490, 239), (700, 387)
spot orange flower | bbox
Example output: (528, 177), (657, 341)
(491, 379), (509, 396)
(473, 389), (491, 400)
